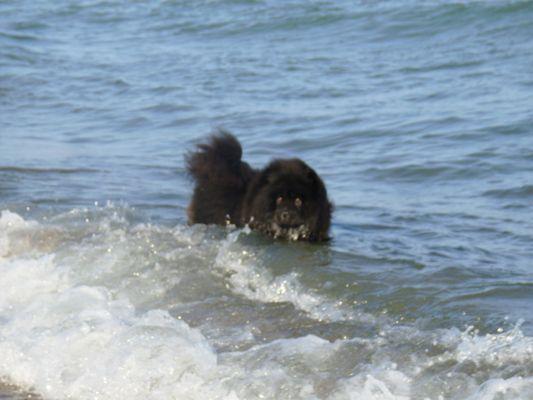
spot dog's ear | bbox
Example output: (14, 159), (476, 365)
(306, 167), (320, 188)
(305, 167), (328, 199)
(304, 166), (332, 241)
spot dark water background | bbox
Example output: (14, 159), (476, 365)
(1, 1), (533, 399)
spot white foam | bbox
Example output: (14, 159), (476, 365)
(0, 211), (238, 400)
(454, 322), (533, 366)
(213, 230), (372, 323)
(0, 262), (239, 399)
(1, 209), (532, 400)
(0, 210), (37, 258)
(0, 255), (68, 314)
(464, 376), (533, 400)
(334, 371), (411, 400)
(0, 210), (35, 230)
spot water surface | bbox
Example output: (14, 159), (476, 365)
(1, 1), (533, 399)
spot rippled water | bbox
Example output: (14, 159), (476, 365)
(1, 1), (533, 399)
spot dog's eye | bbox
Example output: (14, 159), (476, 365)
(295, 198), (302, 208)
(276, 196), (283, 205)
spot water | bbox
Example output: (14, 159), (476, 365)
(1, 0), (533, 399)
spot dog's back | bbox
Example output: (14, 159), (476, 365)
(186, 132), (255, 226)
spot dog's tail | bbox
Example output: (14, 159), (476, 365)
(186, 130), (250, 186)
(186, 130), (254, 225)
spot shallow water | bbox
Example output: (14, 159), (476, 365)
(1, 0), (533, 399)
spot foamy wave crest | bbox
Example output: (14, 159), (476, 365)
(1, 209), (532, 400)
(213, 229), (373, 324)
(454, 322), (533, 366)
(0, 210), (38, 258)
(0, 210), (237, 399)
(464, 377), (533, 400)
(333, 372), (411, 400)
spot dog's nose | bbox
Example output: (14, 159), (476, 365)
(280, 211), (290, 222)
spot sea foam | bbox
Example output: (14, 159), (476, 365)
(1, 209), (532, 400)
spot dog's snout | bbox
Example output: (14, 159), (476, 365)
(280, 211), (290, 223)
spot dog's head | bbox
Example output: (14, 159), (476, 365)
(243, 159), (332, 241)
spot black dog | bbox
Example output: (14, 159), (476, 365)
(186, 131), (332, 242)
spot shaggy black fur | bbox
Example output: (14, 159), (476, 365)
(186, 131), (332, 242)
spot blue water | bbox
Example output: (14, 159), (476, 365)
(1, 1), (533, 399)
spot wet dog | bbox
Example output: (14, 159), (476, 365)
(186, 131), (332, 241)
